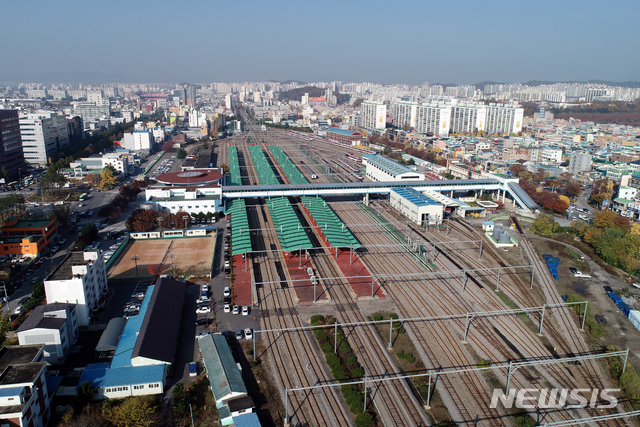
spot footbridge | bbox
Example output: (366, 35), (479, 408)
(222, 177), (539, 211)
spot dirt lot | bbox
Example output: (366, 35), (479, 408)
(107, 235), (216, 279)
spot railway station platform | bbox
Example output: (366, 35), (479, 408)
(283, 251), (327, 306)
(232, 254), (253, 306)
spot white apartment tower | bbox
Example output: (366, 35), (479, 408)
(360, 100), (387, 132)
(450, 103), (487, 134)
(484, 104), (524, 135)
(391, 101), (418, 129)
(19, 112), (70, 167)
(415, 103), (451, 137)
(568, 152), (592, 174)
(225, 94), (233, 110)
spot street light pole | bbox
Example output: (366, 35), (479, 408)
(131, 255), (140, 279)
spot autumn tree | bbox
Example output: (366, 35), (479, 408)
(564, 183), (582, 198)
(148, 264), (164, 277)
(101, 396), (159, 427)
(593, 211), (621, 229)
(100, 165), (117, 190)
(125, 209), (159, 232)
(532, 214), (560, 234)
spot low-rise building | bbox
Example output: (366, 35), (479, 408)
(389, 187), (444, 225)
(0, 218), (57, 251)
(362, 154), (425, 182)
(16, 303), (79, 364)
(145, 185), (222, 215)
(326, 128), (364, 146)
(44, 251), (108, 327)
(0, 235), (46, 258)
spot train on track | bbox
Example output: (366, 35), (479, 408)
(336, 157), (359, 172)
(284, 130), (377, 155)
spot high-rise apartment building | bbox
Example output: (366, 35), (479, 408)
(187, 85), (196, 107)
(225, 94), (234, 110)
(360, 101), (387, 132)
(450, 103), (486, 134)
(391, 101), (418, 129)
(415, 103), (451, 137)
(19, 113), (70, 167)
(484, 104), (524, 135)
(0, 110), (26, 179)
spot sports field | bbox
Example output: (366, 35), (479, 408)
(107, 235), (216, 280)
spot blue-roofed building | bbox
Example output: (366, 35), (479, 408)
(198, 334), (255, 425)
(231, 412), (261, 427)
(390, 188), (443, 225)
(363, 154), (425, 182)
(326, 128), (364, 146)
(78, 363), (165, 400)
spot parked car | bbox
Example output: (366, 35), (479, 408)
(195, 332), (212, 340)
(244, 328), (253, 340)
(202, 285), (209, 292)
(569, 267), (577, 274)
(196, 306), (211, 314)
(223, 296), (231, 304)
(196, 318), (213, 326)
(196, 297), (211, 304)
(232, 305), (240, 315)
(223, 304), (231, 313)
(242, 306), (249, 316)
(223, 287), (230, 297)
(189, 362), (197, 377)
(603, 286), (613, 293)
(235, 330), (243, 340)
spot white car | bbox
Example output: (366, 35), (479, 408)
(223, 287), (230, 297)
(196, 306), (211, 314)
(196, 297), (211, 304)
(244, 328), (253, 340)
(223, 304), (231, 313)
(195, 332), (211, 340)
(202, 285), (209, 292)
(242, 306), (249, 316)
(232, 305), (240, 315)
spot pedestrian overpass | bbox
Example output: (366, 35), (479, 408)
(222, 177), (539, 211)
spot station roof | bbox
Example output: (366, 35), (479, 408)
(362, 154), (421, 177)
(225, 199), (253, 256)
(301, 196), (360, 249)
(248, 145), (280, 186)
(391, 188), (441, 207)
(267, 197), (312, 252)
(227, 146), (242, 186)
(155, 169), (223, 185)
(268, 145), (309, 185)
(327, 128), (360, 136)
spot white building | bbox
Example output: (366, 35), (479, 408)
(568, 152), (592, 174)
(540, 148), (563, 163)
(122, 127), (155, 151)
(225, 94), (233, 110)
(618, 186), (638, 200)
(362, 154), (425, 182)
(19, 113), (70, 167)
(145, 185), (223, 214)
(484, 104), (524, 135)
(69, 153), (129, 176)
(415, 103), (451, 137)
(450, 103), (487, 134)
(390, 187), (443, 225)
(152, 127), (165, 142)
(16, 303), (79, 364)
(391, 101), (418, 129)
(360, 100), (387, 132)
(44, 251), (108, 327)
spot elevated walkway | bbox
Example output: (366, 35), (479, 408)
(507, 182), (539, 210)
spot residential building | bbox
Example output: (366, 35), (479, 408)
(484, 104), (524, 135)
(0, 218), (57, 250)
(19, 113), (69, 167)
(568, 152), (592, 174)
(44, 251), (108, 327)
(391, 101), (418, 129)
(66, 116), (84, 145)
(326, 128), (364, 146)
(16, 303), (79, 364)
(450, 103), (486, 134)
(362, 154), (425, 182)
(415, 103), (451, 137)
(0, 110), (26, 180)
(0, 345), (53, 427)
(540, 148), (563, 163)
(618, 186), (638, 200)
(360, 101), (387, 132)
(73, 102), (110, 123)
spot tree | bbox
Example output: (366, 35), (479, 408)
(532, 214), (560, 234)
(81, 223), (99, 240)
(148, 264), (164, 277)
(77, 381), (97, 408)
(100, 166), (117, 190)
(564, 183), (582, 198)
(102, 396), (159, 427)
(594, 211), (620, 229)
(0, 167), (9, 181)
(85, 174), (100, 186)
(176, 148), (187, 159)
(201, 141), (209, 150)
(212, 129), (219, 139)
(126, 209), (159, 232)
(39, 169), (67, 195)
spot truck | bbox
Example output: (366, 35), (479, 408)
(573, 271), (592, 278)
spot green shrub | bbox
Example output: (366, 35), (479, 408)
(314, 328), (328, 341)
(326, 316), (336, 324)
(345, 356), (358, 367)
(339, 341), (352, 354)
(355, 411), (375, 427)
(320, 342), (334, 354)
(388, 313), (399, 319)
(620, 370), (640, 400)
(396, 327), (406, 335)
(245, 349), (253, 356)
(514, 413), (536, 427)
(372, 315), (382, 321)
(249, 361), (259, 368)
(310, 315), (324, 325)
(333, 365), (348, 381)
(477, 359), (492, 371)
(326, 353), (340, 368)
(351, 367), (364, 378)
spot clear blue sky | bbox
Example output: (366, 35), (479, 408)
(1, 0), (639, 85)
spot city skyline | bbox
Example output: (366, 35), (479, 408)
(1, 0), (639, 85)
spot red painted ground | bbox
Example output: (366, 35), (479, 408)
(299, 204), (386, 300)
(232, 254), (253, 306)
(283, 251), (328, 306)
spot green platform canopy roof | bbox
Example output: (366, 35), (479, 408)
(267, 197), (313, 252)
(248, 145), (280, 186)
(225, 199), (252, 256)
(301, 196), (361, 249)
(268, 145), (309, 185)
(227, 146), (243, 186)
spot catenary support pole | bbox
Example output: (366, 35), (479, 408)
(253, 333), (256, 361)
(539, 305), (545, 335)
(581, 301), (588, 331)
(425, 372), (433, 409)
(284, 388), (290, 426)
(496, 267), (501, 292)
(334, 322), (338, 353)
(388, 318), (393, 349)
(506, 361), (513, 394)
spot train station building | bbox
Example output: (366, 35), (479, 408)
(362, 154), (425, 182)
